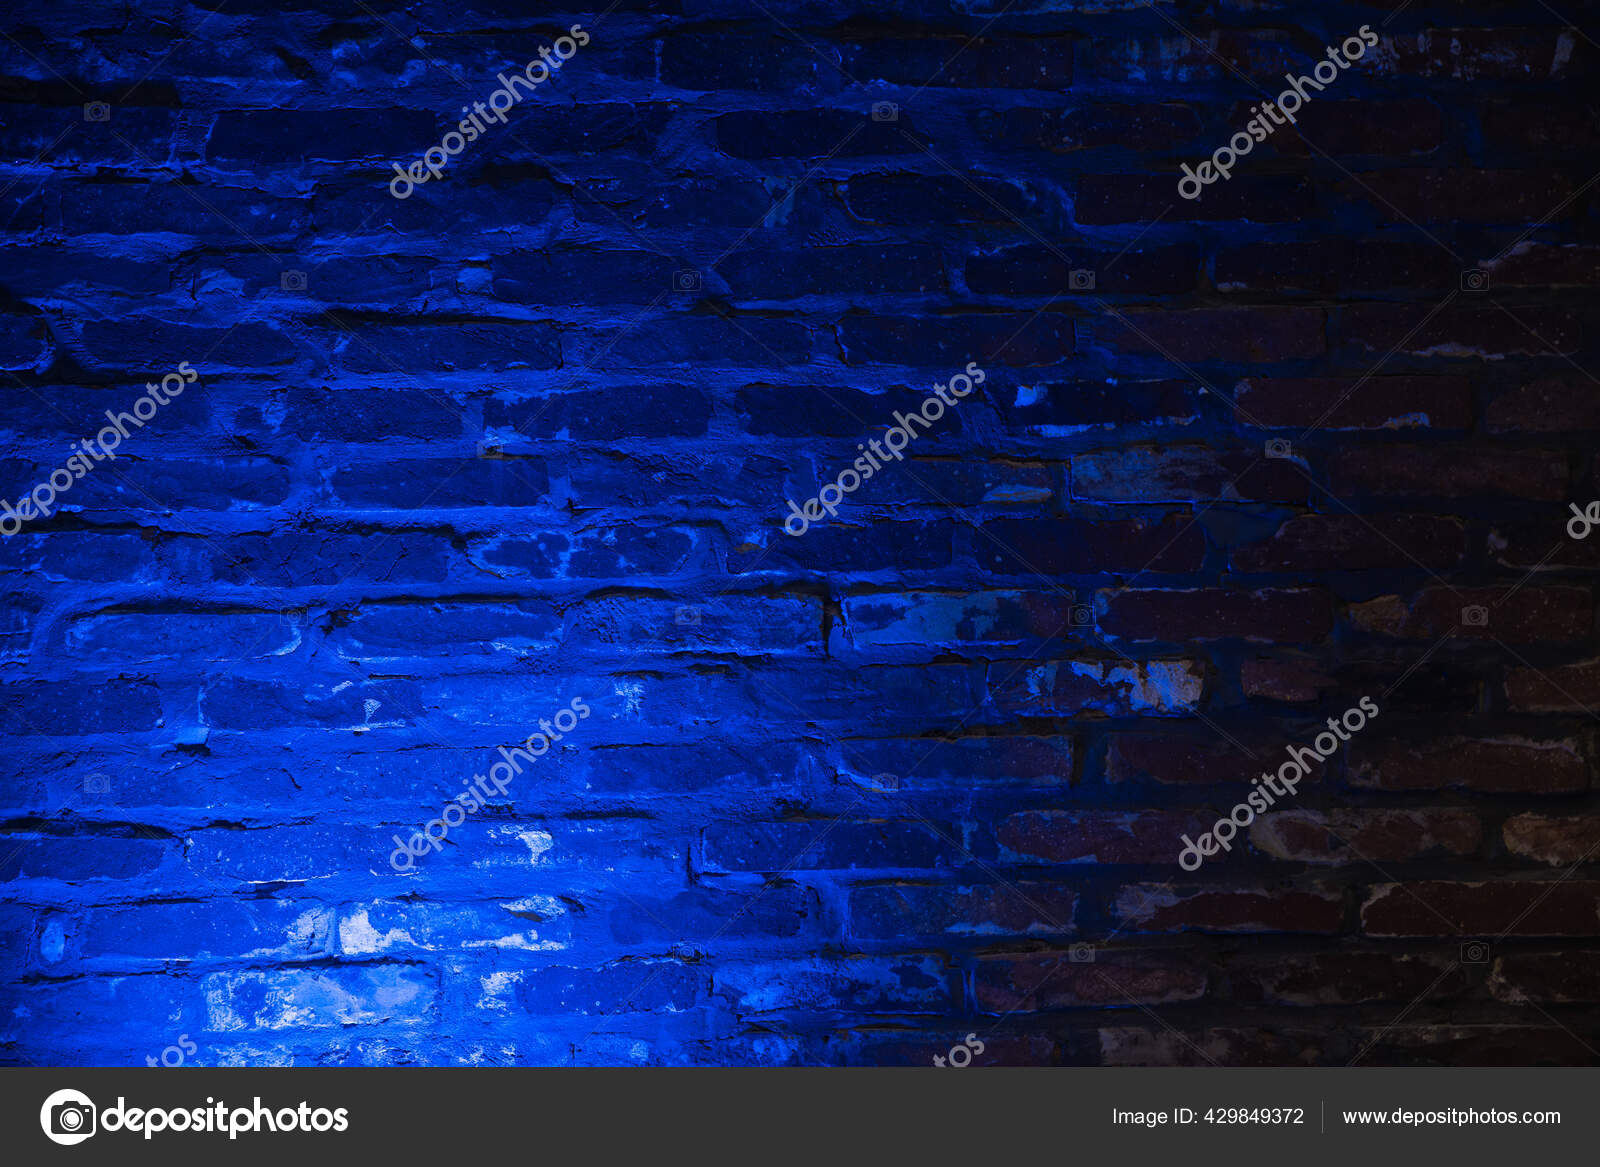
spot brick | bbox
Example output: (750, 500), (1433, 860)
(714, 110), (927, 158)
(1233, 376), (1473, 430)
(990, 658), (1206, 716)
(981, 516), (1206, 575)
(973, 104), (1200, 152)
(1350, 738), (1587, 795)
(1218, 242), (1449, 295)
(1240, 658), (1337, 703)
(1098, 588), (1332, 643)
(1251, 809), (1483, 863)
(997, 810), (1214, 864)
(849, 883), (1075, 940)
(1112, 884), (1344, 934)
(1346, 587), (1590, 642)
(966, 245), (1198, 296)
(702, 820), (963, 872)
(1231, 953), (1465, 1006)
(1337, 304), (1582, 357)
(1490, 953), (1600, 1004)
(842, 36), (1073, 88)
(974, 952), (1207, 1012)
(1503, 815), (1600, 866)
(840, 173), (1039, 225)
(1329, 446), (1566, 500)
(1071, 447), (1307, 503)
(1106, 734), (1271, 786)
(993, 379), (1203, 432)
(1364, 880), (1600, 938)
(837, 313), (1074, 367)
(1231, 515), (1466, 572)
(1075, 174), (1313, 224)
(1487, 374), (1600, 434)
(1506, 658), (1600, 712)
(1098, 307), (1325, 362)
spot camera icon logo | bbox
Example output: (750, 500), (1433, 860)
(1068, 269), (1096, 291)
(83, 101), (110, 122)
(1460, 940), (1490, 963)
(1460, 269), (1489, 292)
(672, 270), (701, 292)
(1069, 942), (1095, 963)
(871, 101), (898, 122)
(280, 270), (308, 291)
(475, 439), (501, 459)
(1461, 605), (1489, 627)
(1265, 438), (1293, 459)
(83, 772), (111, 795)
(1069, 603), (1093, 627)
(674, 605), (701, 627)
(867, 772), (900, 793)
(40, 1088), (97, 1145)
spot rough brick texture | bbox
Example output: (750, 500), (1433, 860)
(1, 0), (1598, 1068)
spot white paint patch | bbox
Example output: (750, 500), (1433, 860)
(518, 830), (555, 864)
(339, 909), (416, 955)
(614, 680), (644, 715)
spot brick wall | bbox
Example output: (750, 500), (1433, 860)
(2, 0), (1598, 1066)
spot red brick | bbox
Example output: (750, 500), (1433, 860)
(1097, 587), (1333, 643)
(1251, 809), (1482, 864)
(980, 516), (1206, 575)
(1240, 658), (1337, 703)
(1099, 307), (1324, 363)
(1487, 374), (1600, 434)
(1346, 587), (1590, 641)
(1506, 658), (1600, 712)
(1488, 520), (1600, 571)
(1350, 737), (1587, 794)
(1231, 953), (1465, 1006)
(997, 809), (1213, 865)
(972, 104), (1201, 152)
(1107, 733), (1298, 786)
(1098, 1026), (1326, 1066)
(1074, 174), (1313, 224)
(1112, 883), (1344, 934)
(1491, 953), (1600, 1003)
(1362, 880), (1600, 937)
(1503, 815), (1600, 866)
(1340, 169), (1575, 222)
(1482, 102), (1600, 152)
(1234, 376), (1472, 430)
(1265, 99), (1444, 156)
(1218, 241), (1445, 295)
(1485, 243), (1600, 287)
(1329, 447), (1566, 500)
(1231, 515), (1465, 572)
(973, 951), (1207, 1012)
(1338, 303), (1582, 357)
